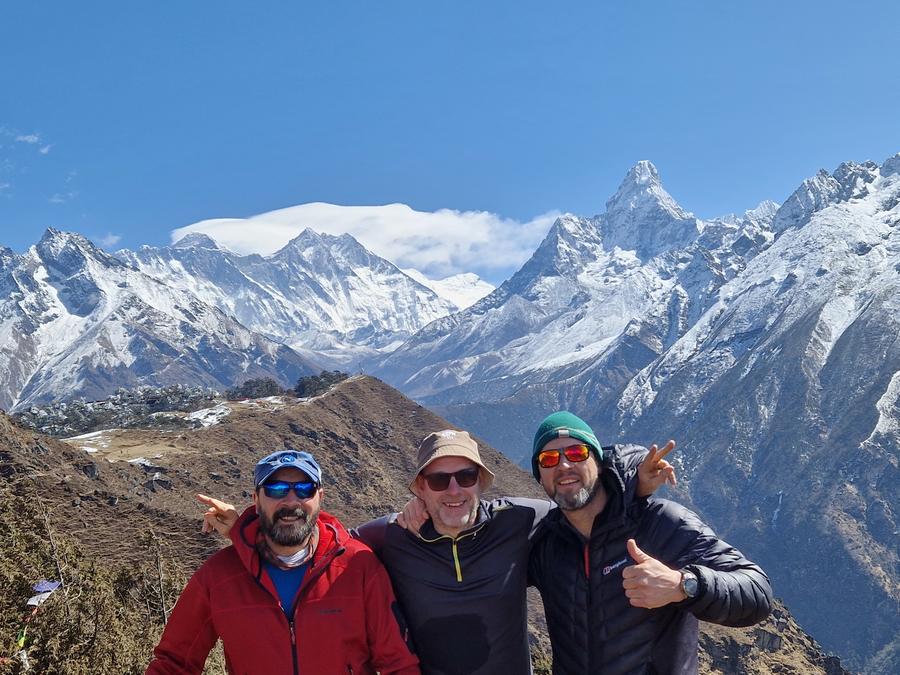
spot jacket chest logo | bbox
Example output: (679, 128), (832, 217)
(602, 556), (630, 576)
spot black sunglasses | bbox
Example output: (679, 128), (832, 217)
(261, 480), (318, 499)
(421, 467), (480, 491)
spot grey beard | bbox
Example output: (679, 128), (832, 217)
(553, 479), (599, 511)
(260, 506), (318, 546)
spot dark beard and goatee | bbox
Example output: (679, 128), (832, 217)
(553, 477), (600, 511)
(259, 505), (319, 546)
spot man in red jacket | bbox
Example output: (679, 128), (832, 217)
(146, 449), (420, 675)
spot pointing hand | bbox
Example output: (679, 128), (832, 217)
(196, 493), (238, 537)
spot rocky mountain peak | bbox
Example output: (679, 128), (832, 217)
(36, 227), (93, 258)
(771, 169), (842, 233)
(605, 161), (672, 212)
(745, 199), (780, 221)
(171, 232), (221, 250)
(772, 158), (888, 234)
(833, 160), (879, 200)
(601, 162), (699, 259)
(625, 159), (661, 185)
(522, 214), (604, 280)
(277, 227), (323, 253)
(34, 227), (121, 274)
(0, 245), (18, 272)
(881, 152), (900, 177)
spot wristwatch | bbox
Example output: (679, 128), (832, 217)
(679, 569), (699, 599)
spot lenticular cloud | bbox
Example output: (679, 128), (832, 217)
(171, 202), (560, 279)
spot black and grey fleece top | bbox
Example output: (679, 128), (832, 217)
(356, 497), (552, 675)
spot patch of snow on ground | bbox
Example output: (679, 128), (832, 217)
(187, 403), (231, 427)
(66, 429), (115, 441)
(65, 429), (114, 450)
(241, 396), (286, 407)
(814, 295), (858, 366)
(771, 491), (784, 530)
(127, 457), (159, 467)
(865, 370), (900, 442)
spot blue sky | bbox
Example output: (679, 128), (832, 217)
(2, 1), (898, 283)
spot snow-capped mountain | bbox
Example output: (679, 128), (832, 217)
(602, 160), (703, 258)
(0, 229), (316, 410)
(608, 158), (900, 670)
(375, 161), (776, 402)
(2, 153), (897, 668)
(118, 229), (461, 367)
(401, 268), (494, 310)
(375, 154), (900, 670)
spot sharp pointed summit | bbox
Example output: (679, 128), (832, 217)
(600, 161), (700, 259)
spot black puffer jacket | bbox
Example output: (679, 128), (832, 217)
(529, 445), (773, 675)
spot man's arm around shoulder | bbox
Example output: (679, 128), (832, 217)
(352, 514), (394, 553)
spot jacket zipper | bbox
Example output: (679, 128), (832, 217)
(289, 619), (298, 675)
(247, 522), (345, 675)
(419, 520), (487, 582)
(451, 539), (463, 582)
(287, 547), (345, 675)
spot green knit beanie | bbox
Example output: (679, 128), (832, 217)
(531, 411), (603, 481)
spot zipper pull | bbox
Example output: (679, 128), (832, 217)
(289, 619), (296, 648)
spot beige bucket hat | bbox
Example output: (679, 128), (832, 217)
(408, 429), (495, 492)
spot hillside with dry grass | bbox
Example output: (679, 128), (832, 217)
(1, 376), (850, 673)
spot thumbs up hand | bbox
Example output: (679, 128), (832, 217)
(621, 539), (686, 608)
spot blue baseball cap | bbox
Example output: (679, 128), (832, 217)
(254, 449), (322, 488)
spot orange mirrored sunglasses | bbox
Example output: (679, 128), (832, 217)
(537, 444), (592, 468)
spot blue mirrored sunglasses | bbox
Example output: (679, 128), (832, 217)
(261, 480), (318, 499)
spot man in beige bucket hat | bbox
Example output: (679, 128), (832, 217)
(406, 429), (495, 539)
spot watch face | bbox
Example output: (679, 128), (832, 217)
(682, 572), (699, 598)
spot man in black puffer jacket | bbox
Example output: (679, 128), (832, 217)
(528, 411), (773, 675)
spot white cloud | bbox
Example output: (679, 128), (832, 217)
(98, 233), (122, 248)
(39, 144), (52, 155)
(49, 190), (79, 204)
(170, 202), (561, 281)
(15, 134), (41, 144)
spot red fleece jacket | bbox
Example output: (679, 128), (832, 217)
(146, 508), (419, 675)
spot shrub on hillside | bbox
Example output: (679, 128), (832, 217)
(12, 385), (218, 437)
(224, 377), (286, 401)
(0, 485), (223, 674)
(294, 370), (349, 398)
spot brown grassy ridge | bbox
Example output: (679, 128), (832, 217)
(1, 376), (850, 673)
